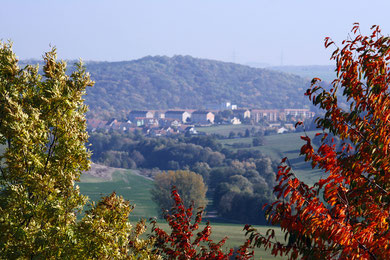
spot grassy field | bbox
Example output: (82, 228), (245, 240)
(78, 169), (286, 259)
(219, 130), (324, 185)
(149, 221), (285, 259)
(78, 170), (159, 221)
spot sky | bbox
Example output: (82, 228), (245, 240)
(2, 0), (390, 66)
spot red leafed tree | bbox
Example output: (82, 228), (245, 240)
(151, 187), (253, 259)
(245, 24), (390, 259)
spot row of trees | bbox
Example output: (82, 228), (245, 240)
(88, 132), (277, 223)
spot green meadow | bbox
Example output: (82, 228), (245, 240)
(78, 170), (159, 221)
(78, 169), (286, 259)
(218, 129), (324, 185)
(152, 221), (285, 259)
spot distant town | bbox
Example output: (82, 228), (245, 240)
(87, 102), (315, 136)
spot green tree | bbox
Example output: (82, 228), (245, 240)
(0, 42), (93, 258)
(0, 42), (156, 259)
(252, 136), (264, 147)
(152, 170), (207, 216)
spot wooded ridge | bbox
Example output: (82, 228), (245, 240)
(21, 56), (313, 119)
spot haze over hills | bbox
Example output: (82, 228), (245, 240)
(20, 56), (317, 119)
(267, 65), (336, 83)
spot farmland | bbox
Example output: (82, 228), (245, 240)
(78, 168), (285, 259)
(78, 169), (158, 221)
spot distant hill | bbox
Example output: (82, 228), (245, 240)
(267, 65), (336, 83)
(85, 56), (316, 118)
(20, 56), (315, 119)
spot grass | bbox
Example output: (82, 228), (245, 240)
(78, 169), (286, 259)
(219, 130), (324, 185)
(78, 170), (159, 221)
(150, 221), (285, 259)
(1, 131), (317, 258)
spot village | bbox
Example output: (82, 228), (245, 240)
(87, 102), (315, 136)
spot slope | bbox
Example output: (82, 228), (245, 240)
(84, 55), (312, 118)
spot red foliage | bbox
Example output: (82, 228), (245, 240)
(245, 24), (390, 259)
(151, 187), (253, 259)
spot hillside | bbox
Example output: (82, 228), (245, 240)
(268, 65), (336, 83)
(19, 56), (314, 119)
(84, 56), (314, 118)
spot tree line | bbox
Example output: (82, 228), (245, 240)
(88, 131), (277, 224)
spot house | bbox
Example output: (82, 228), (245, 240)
(128, 110), (154, 121)
(154, 111), (165, 119)
(277, 127), (289, 134)
(280, 109), (315, 121)
(191, 111), (215, 124)
(87, 119), (108, 132)
(232, 109), (251, 119)
(230, 117), (241, 125)
(159, 118), (182, 128)
(284, 123), (295, 130)
(251, 109), (280, 122)
(106, 118), (118, 127)
(269, 123), (281, 128)
(184, 126), (198, 135)
(144, 118), (159, 127)
(148, 127), (173, 137)
(111, 121), (133, 132)
(133, 117), (145, 127)
(164, 110), (191, 123)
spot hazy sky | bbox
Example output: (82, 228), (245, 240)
(2, 0), (390, 66)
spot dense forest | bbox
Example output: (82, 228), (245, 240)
(21, 56), (313, 119)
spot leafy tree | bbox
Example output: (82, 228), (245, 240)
(150, 187), (253, 259)
(252, 136), (264, 147)
(152, 170), (207, 217)
(214, 173), (273, 224)
(0, 42), (156, 259)
(245, 129), (250, 137)
(246, 24), (390, 259)
(76, 193), (157, 259)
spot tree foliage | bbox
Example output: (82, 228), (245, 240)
(152, 170), (207, 217)
(89, 132), (277, 223)
(246, 24), (390, 259)
(150, 187), (253, 259)
(71, 55), (311, 119)
(0, 42), (156, 259)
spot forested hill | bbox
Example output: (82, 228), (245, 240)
(21, 56), (313, 119)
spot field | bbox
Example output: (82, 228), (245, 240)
(78, 169), (159, 221)
(78, 168), (285, 259)
(3, 129), (316, 258)
(152, 221), (285, 259)
(217, 129), (324, 185)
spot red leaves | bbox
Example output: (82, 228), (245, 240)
(245, 24), (390, 259)
(324, 37), (334, 48)
(151, 188), (253, 259)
